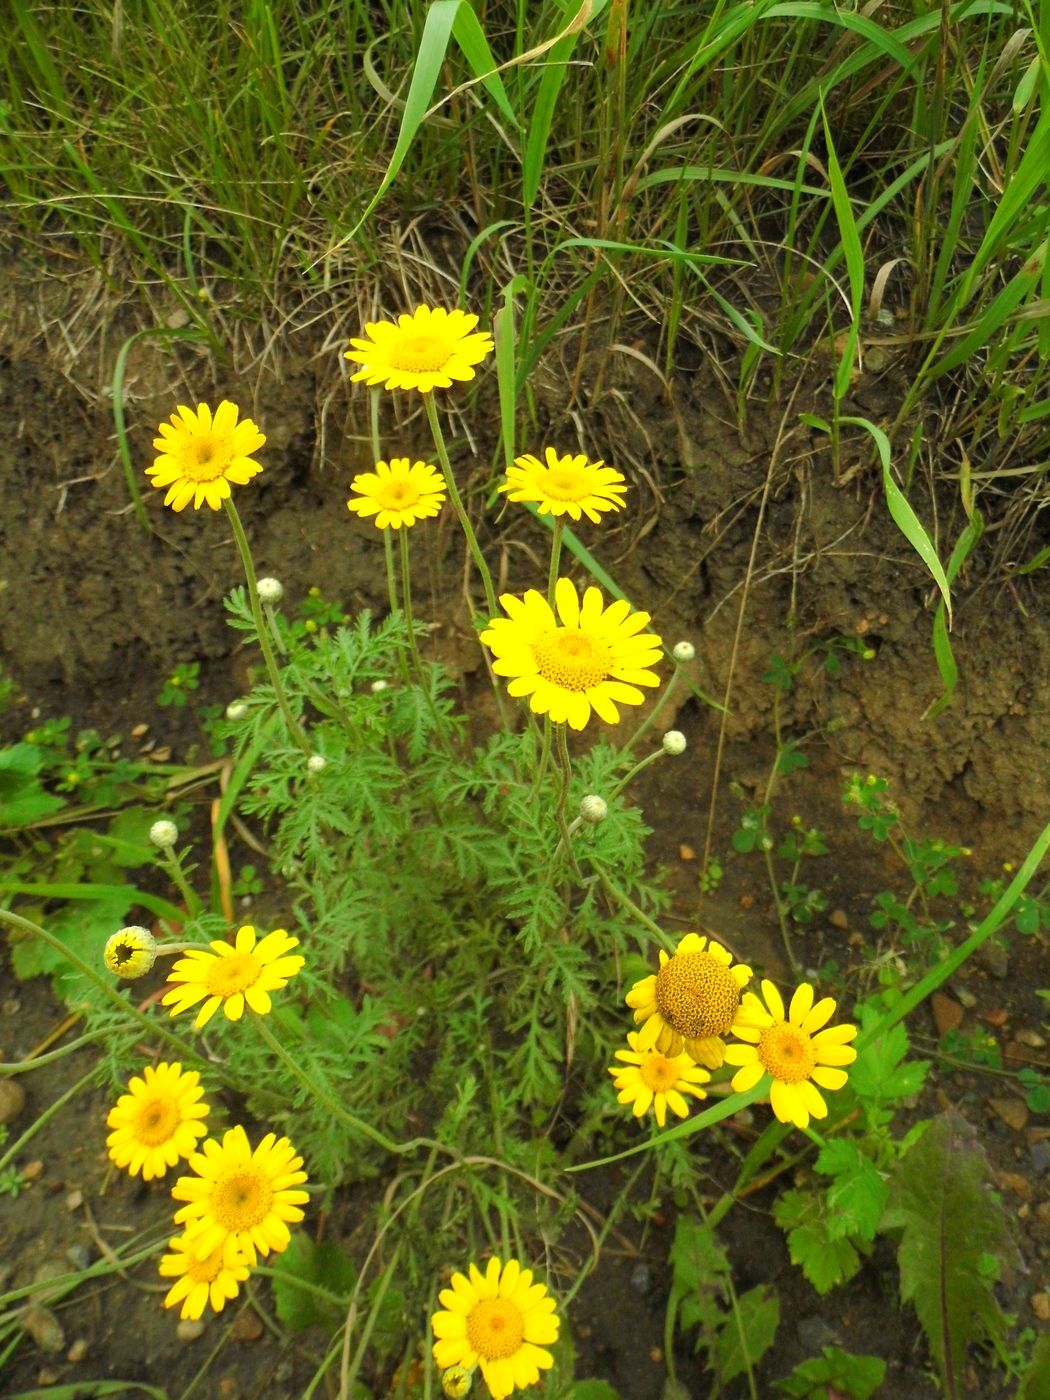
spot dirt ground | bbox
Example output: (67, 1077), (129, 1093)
(1, 250), (1048, 1398)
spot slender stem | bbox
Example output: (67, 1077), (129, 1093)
(155, 844), (203, 920)
(424, 394), (497, 619)
(223, 499), (311, 755)
(382, 530), (411, 686)
(610, 746), (665, 800)
(250, 1012), (458, 1162)
(0, 907), (213, 1069)
(594, 868), (676, 954)
(529, 716), (554, 794)
(546, 517), (564, 608)
(619, 657), (681, 758)
(554, 724), (582, 879)
(398, 527), (426, 683)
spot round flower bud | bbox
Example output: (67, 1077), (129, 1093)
(225, 700), (249, 720)
(257, 577), (284, 604)
(371, 679), (389, 694)
(307, 754), (326, 773)
(579, 794), (608, 825)
(104, 926), (157, 980)
(672, 640), (696, 663)
(662, 730), (687, 756)
(442, 1366), (473, 1399)
(149, 819), (179, 849)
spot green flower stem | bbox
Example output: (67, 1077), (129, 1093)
(553, 724), (583, 879)
(529, 715), (554, 795)
(223, 498), (311, 756)
(0, 1026), (114, 1074)
(398, 526), (426, 684)
(593, 868), (676, 954)
(619, 656), (681, 758)
(250, 1011), (459, 1162)
(0, 907), (213, 1068)
(155, 844), (203, 920)
(424, 394), (497, 620)
(382, 530), (412, 687)
(610, 745), (665, 799)
(546, 517), (564, 608)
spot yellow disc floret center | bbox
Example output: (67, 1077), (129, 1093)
(185, 435), (227, 481)
(533, 629), (610, 692)
(135, 1095), (180, 1145)
(205, 953), (261, 997)
(655, 952), (741, 1040)
(543, 468), (587, 500)
(639, 1055), (679, 1094)
(389, 333), (451, 373)
(378, 480), (420, 509)
(185, 1245), (225, 1285)
(466, 1297), (525, 1360)
(758, 1025), (816, 1083)
(213, 1170), (274, 1231)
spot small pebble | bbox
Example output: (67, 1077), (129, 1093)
(0, 1079), (26, 1127)
(1029, 1142), (1050, 1177)
(67, 1338), (89, 1363)
(65, 1245), (91, 1271)
(229, 1311), (263, 1342)
(21, 1306), (65, 1353)
(990, 1098), (1029, 1133)
(678, 843), (695, 861)
(65, 1189), (83, 1212)
(1015, 1028), (1047, 1049)
(1031, 1292), (1050, 1322)
(931, 992), (964, 1037)
(956, 988), (977, 1010)
(994, 1170), (1031, 1200)
(629, 1263), (652, 1296)
(829, 909), (849, 930)
(36, 1370), (60, 1387)
(177, 1319), (206, 1342)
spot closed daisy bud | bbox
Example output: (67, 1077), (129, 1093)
(257, 577), (283, 604)
(442, 1365), (474, 1398)
(225, 700), (249, 720)
(662, 730), (687, 756)
(371, 679), (389, 693)
(307, 754), (326, 773)
(150, 819), (179, 850)
(672, 641), (695, 663)
(579, 795), (608, 825)
(104, 926), (157, 979)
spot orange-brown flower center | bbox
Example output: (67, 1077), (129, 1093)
(388, 333), (452, 373)
(638, 1055), (680, 1094)
(655, 952), (741, 1040)
(212, 1170), (274, 1231)
(205, 953), (262, 998)
(533, 629), (609, 692)
(757, 1025), (817, 1084)
(135, 1095), (180, 1146)
(466, 1297), (524, 1360)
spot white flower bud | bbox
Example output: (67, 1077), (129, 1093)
(371, 679), (389, 693)
(149, 819), (179, 849)
(257, 577), (283, 604)
(225, 700), (249, 720)
(672, 641), (695, 663)
(104, 926), (157, 979)
(662, 730), (687, 756)
(307, 754), (326, 773)
(579, 794), (608, 825)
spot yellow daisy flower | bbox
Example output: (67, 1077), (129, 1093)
(158, 1233), (252, 1321)
(626, 932), (753, 1069)
(103, 925), (157, 980)
(161, 924), (304, 1029)
(347, 457), (446, 530)
(171, 1124), (309, 1266)
(432, 1258), (560, 1400)
(105, 1062), (210, 1181)
(500, 448), (627, 524)
(480, 577), (662, 730)
(147, 400), (265, 512)
(608, 1031), (711, 1127)
(724, 980), (858, 1130)
(345, 305), (494, 394)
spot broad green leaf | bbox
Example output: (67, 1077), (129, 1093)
(773, 1189), (861, 1294)
(0, 744), (65, 826)
(881, 1111), (1021, 1392)
(573, 1383), (625, 1400)
(774, 1345), (886, 1398)
(715, 1283), (779, 1385)
(814, 1140), (888, 1243)
(271, 1235), (357, 1333)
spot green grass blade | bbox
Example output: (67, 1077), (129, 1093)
(820, 96), (864, 402)
(924, 510), (984, 719)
